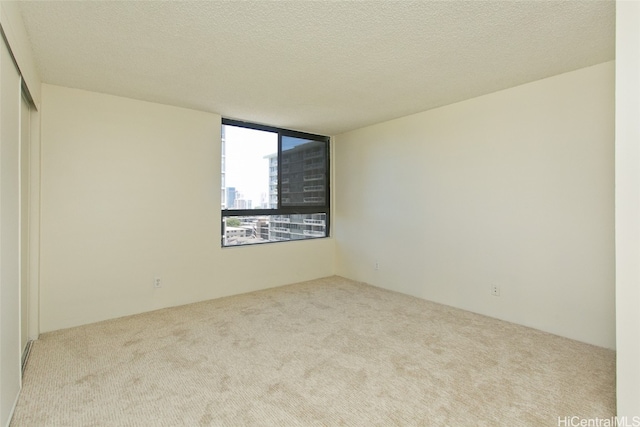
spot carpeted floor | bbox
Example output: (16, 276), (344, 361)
(11, 276), (615, 426)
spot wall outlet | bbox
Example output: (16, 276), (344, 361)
(491, 284), (500, 296)
(154, 277), (162, 288)
(375, 261), (379, 271)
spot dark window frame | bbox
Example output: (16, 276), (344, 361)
(221, 118), (331, 245)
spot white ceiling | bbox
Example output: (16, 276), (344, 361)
(18, 1), (614, 136)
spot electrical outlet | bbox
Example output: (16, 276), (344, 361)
(491, 284), (500, 296)
(154, 277), (162, 289)
(375, 261), (379, 271)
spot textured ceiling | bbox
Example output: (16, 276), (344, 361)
(18, 1), (614, 136)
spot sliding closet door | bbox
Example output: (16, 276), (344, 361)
(0, 33), (23, 424)
(20, 92), (30, 359)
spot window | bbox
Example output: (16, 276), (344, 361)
(221, 119), (330, 247)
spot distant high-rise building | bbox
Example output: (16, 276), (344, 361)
(235, 198), (252, 210)
(227, 187), (237, 209)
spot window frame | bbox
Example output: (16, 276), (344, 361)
(221, 118), (331, 245)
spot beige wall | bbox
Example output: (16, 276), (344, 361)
(615, 1), (640, 417)
(335, 61), (615, 349)
(39, 84), (335, 332)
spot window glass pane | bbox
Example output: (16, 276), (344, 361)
(222, 124), (277, 210)
(221, 119), (329, 248)
(222, 214), (327, 246)
(281, 136), (327, 207)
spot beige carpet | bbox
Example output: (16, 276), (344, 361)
(11, 276), (615, 426)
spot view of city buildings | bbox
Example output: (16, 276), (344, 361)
(221, 125), (328, 246)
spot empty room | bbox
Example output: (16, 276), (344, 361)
(1, 1), (638, 426)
